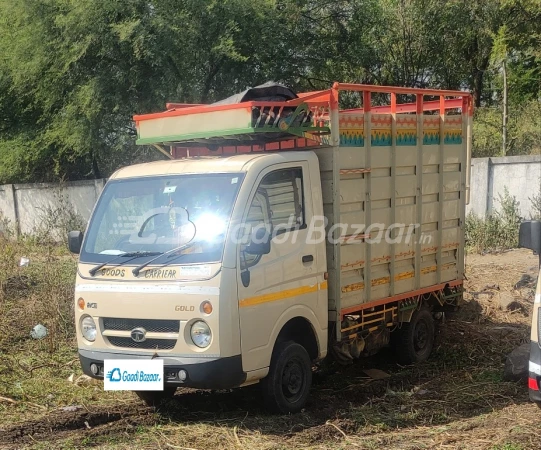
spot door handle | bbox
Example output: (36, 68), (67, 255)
(302, 255), (314, 263)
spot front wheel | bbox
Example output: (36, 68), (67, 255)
(261, 341), (312, 414)
(135, 387), (177, 406)
(392, 308), (435, 365)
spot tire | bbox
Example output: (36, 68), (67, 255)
(135, 387), (177, 406)
(261, 341), (312, 414)
(392, 308), (435, 365)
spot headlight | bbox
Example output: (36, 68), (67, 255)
(81, 315), (97, 342)
(190, 321), (211, 348)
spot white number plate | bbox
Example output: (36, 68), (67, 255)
(104, 359), (164, 391)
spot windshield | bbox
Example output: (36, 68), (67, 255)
(81, 173), (243, 264)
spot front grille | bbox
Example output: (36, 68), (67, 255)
(102, 318), (180, 333)
(107, 337), (176, 350)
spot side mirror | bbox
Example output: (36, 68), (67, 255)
(244, 227), (271, 255)
(68, 230), (84, 254)
(519, 220), (541, 255)
(241, 269), (250, 287)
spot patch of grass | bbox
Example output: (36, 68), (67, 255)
(492, 444), (525, 450)
(473, 369), (503, 383)
(0, 239), (77, 351)
(0, 341), (133, 424)
(0, 238), (131, 424)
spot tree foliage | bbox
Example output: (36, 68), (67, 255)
(0, 0), (539, 183)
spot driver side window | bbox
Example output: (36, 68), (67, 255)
(240, 191), (270, 269)
(240, 167), (304, 269)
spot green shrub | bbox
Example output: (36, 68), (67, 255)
(466, 187), (521, 252)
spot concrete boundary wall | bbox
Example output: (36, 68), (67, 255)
(466, 155), (541, 219)
(0, 179), (105, 235)
(0, 155), (539, 236)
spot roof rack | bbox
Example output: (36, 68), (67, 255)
(134, 83), (472, 160)
(134, 90), (333, 147)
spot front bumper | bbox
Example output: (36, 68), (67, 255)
(79, 350), (246, 390)
(529, 341), (541, 404)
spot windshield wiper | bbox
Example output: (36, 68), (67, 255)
(89, 251), (163, 277)
(149, 243), (199, 270)
(132, 242), (196, 277)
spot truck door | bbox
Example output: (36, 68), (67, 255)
(237, 163), (321, 372)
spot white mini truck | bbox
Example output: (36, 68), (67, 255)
(69, 83), (472, 413)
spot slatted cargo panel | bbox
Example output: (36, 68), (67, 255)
(315, 111), (467, 314)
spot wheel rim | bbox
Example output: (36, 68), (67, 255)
(281, 357), (305, 403)
(413, 319), (429, 353)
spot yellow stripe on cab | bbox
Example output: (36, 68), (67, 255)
(240, 280), (328, 308)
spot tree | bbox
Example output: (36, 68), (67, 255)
(0, 0), (295, 182)
(0, 0), (539, 182)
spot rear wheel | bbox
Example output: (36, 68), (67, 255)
(261, 341), (312, 414)
(135, 387), (177, 406)
(392, 308), (435, 365)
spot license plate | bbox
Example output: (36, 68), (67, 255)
(104, 359), (164, 391)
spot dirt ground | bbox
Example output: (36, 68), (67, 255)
(1, 249), (540, 450)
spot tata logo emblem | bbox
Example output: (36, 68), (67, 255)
(130, 327), (147, 343)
